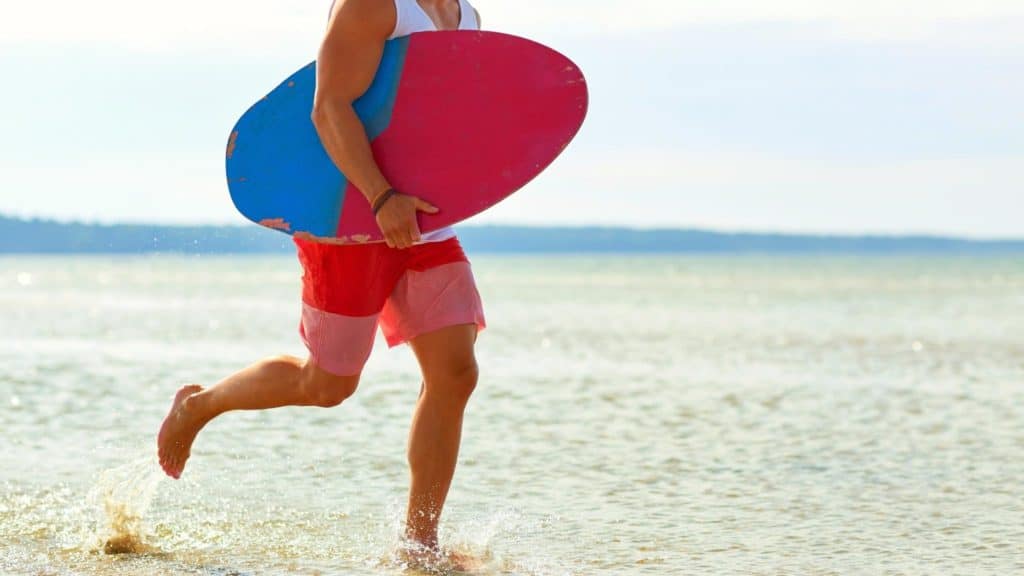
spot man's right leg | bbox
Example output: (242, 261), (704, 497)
(157, 357), (359, 479)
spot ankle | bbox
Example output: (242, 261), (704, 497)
(403, 530), (439, 554)
(181, 389), (212, 420)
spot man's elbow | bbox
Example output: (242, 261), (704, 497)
(310, 101), (333, 131)
(311, 97), (348, 131)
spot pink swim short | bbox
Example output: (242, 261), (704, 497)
(294, 236), (486, 376)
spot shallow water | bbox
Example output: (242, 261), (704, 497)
(1, 254), (1023, 575)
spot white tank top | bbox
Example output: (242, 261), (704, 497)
(390, 0), (479, 38)
(389, 0), (479, 243)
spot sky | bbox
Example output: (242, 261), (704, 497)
(1, 0), (1022, 237)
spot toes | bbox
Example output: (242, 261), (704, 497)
(171, 453), (186, 477)
(159, 451), (178, 478)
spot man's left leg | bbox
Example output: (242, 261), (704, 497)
(404, 323), (479, 550)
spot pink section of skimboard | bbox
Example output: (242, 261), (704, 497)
(333, 31), (588, 243)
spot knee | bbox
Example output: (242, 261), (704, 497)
(426, 360), (478, 404)
(300, 363), (359, 408)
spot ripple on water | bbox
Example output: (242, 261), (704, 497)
(2, 255), (1023, 574)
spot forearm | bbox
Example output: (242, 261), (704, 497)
(311, 102), (391, 204)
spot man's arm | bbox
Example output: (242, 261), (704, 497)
(311, 0), (437, 249)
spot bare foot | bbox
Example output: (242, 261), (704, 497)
(445, 550), (486, 573)
(157, 384), (206, 479)
(398, 544), (486, 574)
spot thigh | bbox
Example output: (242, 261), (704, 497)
(408, 323), (479, 385)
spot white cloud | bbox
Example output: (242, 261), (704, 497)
(3, 0), (1024, 52)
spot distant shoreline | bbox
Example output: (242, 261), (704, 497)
(1, 215), (1022, 254)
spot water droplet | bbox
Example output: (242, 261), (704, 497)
(10, 396), (20, 407)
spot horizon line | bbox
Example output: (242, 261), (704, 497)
(3, 213), (1022, 243)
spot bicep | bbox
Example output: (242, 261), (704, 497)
(314, 0), (391, 107)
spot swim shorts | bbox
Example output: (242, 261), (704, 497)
(294, 236), (486, 376)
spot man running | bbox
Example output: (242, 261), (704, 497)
(158, 0), (486, 566)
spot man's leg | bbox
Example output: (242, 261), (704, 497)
(404, 323), (479, 549)
(157, 356), (359, 478)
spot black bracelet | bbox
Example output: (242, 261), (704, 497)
(372, 188), (398, 215)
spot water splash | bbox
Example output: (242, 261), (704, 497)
(369, 502), (571, 575)
(85, 455), (164, 554)
(446, 509), (577, 576)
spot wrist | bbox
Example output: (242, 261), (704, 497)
(366, 181), (393, 205)
(372, 188), (399, 215)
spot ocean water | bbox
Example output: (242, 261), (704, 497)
(1, 253), (1022, 575)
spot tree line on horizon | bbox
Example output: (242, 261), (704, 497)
(1, 215), (1021, 254)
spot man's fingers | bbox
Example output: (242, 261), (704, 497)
(387, 230), (401, 249)
(384, 225), (400, 248)
(378, 195), (432, 248)
(414, 198), (439, 214)
(394, 229), (412, 250)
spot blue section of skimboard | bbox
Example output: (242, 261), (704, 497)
(359, 37), (409, 140)
(226, 37), (409, 237)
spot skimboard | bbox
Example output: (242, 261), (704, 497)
(225, 31), (588, 243)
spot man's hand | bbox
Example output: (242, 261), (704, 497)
(374, 193), (439, 249)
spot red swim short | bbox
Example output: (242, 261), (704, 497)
(294, 236), (486, 376)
